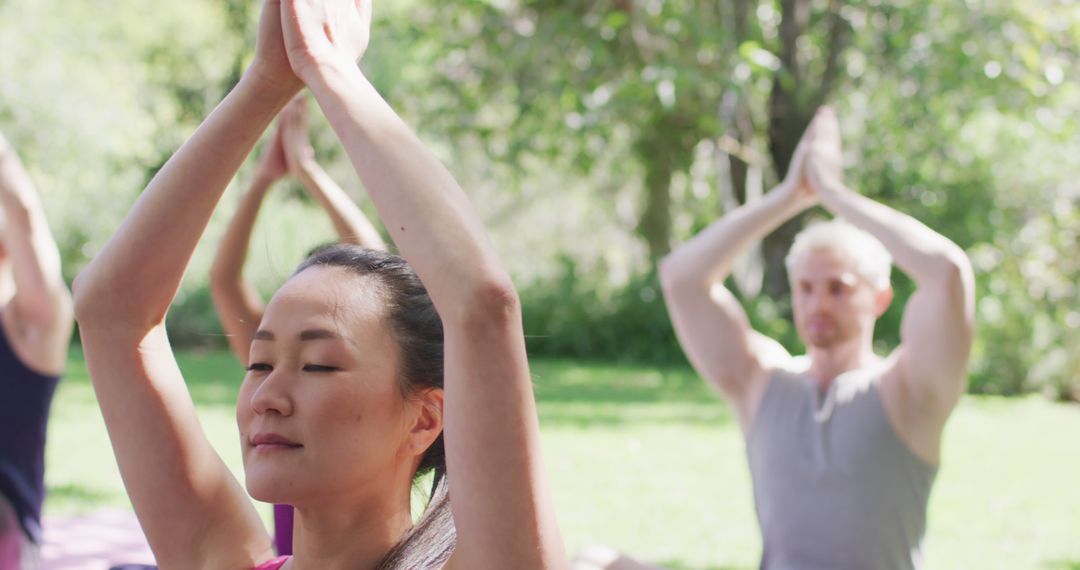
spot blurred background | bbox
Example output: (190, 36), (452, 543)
(1, 0), (1078, 568)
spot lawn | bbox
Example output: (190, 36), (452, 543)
(45, 350), (1080, 569)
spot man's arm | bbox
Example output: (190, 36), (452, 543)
(807, 107), (975, 418)
(280, 98), (386, 250)
(0, 131), (73, 374)
(208, 123), (289, 365)
(658, 131), (816, 429)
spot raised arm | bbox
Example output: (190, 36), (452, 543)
(658, 128), (816, 429)
(280, 97), (386, 250)
(280, 2), (565, 567)
(209, 122), (288, 364)
(71, 3), (301, 567)
(805, 107), (975, 418)
(0, 131), (73, 374)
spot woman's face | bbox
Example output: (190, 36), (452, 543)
(237, 265), (424, 507)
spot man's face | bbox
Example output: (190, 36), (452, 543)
(790, 248), (889, 350)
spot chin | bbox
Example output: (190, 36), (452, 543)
(245, 466), (300, 504)
(802, 333), (836, 350)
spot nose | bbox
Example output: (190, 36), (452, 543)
(805, 288), (832, 314)
(250, 369), (294, 417)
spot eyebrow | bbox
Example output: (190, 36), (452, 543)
(299, 329), (342, 341)
(251, 329), (343, 342)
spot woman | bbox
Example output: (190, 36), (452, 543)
(73, 1), (567, 569)
(210, 96), (386, 556)
(0, 129), (74, 570)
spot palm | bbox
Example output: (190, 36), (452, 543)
(280, 98), (314, 173)
(250, 0), (302, 92)
(257, 127), (289, 181)
(805, 108), (844, 192)
(281, 0), (372, 81)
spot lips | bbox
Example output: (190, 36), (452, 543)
(251, 433), (302, 449)
(808, 316), (834, 329)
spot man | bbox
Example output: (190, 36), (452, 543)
(655, 106), (975, 569)
(0, 129), (74, 569)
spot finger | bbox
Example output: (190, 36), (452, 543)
(814, 107), (840, 137)
(282, 105), (299, 138)
(358, 0), (372, 25)
(285, 94), (303, 114)
(295, 96), (309, 125)
(286, 101), (302, 133)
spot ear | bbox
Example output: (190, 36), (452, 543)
(405, 388), (444, 458)
(874, 286), (894, 317)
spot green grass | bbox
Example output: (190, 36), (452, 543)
(46, 351), (1080, 569)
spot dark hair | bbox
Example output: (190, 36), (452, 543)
(295, 244), (455, 569)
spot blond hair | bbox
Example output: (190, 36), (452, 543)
(785, 219), (892, 290)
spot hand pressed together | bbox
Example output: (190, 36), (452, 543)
(280, 97), (316, 175)
(803, 106), (846, 197)
(280, 0), (373, 83)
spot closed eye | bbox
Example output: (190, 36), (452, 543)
(247, 362), (273, 372)
(303, 364), (340, 373)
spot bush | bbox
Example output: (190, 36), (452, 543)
(967, 196), (1080, 400)
(519, 257), (817, 366)
(165, 286), (230, 351)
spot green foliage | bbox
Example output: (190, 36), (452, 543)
(521, 259), (681, 363)
(2, 0), (1077, 397)
(964, 133), (1080, 399)
(165, 285), (228, 350)
(0, 0), (241, 279)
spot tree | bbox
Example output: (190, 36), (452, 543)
(393, 0), (853, 288)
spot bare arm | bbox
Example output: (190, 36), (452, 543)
(209, 124), (288, 365)
(807, 107), (975, 417)
(658, 131), (815, 429)
(0, 132), (73, 375)
(281, 3), (565, 567)
(280, 98), (386, 250)
(71, 4), (300, 567)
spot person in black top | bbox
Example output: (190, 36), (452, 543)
(0, 129), (74, 569)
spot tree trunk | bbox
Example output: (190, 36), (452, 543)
(638, 139), (675, 264)
(759, 0), (851, 299)
(763, 81), (815, 297)
(636, 111), (701, 264)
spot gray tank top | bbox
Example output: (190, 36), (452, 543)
(746, 362), (937, 570)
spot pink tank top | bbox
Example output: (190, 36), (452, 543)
(252, 555), (289, 569)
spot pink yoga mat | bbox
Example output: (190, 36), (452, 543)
(40, 509), (154, 570)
